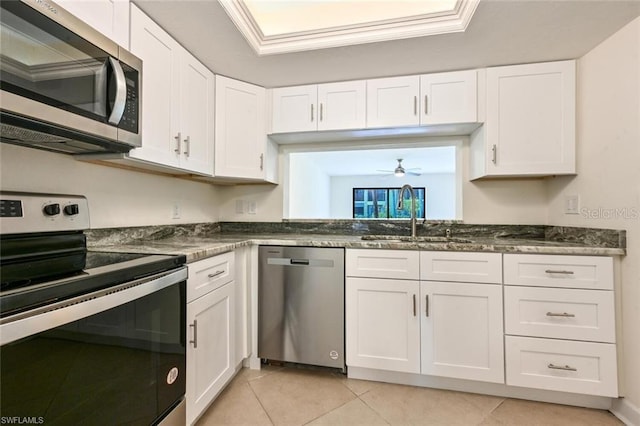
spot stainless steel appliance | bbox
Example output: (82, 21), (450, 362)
(258, 246), (345, 370)
(0, 192), (186, 425)
(0, 0), (142, 154)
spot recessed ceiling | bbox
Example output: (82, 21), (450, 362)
(134, 0), (640, 87)
(219, 0), (479, 55)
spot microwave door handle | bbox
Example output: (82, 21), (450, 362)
(107, 57), (127, 125)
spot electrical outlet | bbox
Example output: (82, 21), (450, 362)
(248, 201), (257, 215)
(171, 202), (181, 219)
(564, 195), (580, 215)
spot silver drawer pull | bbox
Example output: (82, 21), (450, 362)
(546, 312), (576, 318)
(545, 269), (575, 275)
(208, 270), (225, 279)
(189, 320), (198, 348)
(548, 363), (577, 372)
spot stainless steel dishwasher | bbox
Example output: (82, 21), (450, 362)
(258, 246), (345, 370)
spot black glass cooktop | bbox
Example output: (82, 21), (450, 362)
(0, 251), (186, 318)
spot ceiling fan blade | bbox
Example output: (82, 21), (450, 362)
(407, 171), (422, 176)
(376, 169), (394, 173)
(406, 167), (422, 171)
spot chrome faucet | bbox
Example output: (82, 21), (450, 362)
(397, 184), (417, 238)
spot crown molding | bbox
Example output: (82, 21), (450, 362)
(219, 0), (480, 56)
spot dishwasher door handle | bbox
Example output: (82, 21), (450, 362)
(290, 258), (310, 265)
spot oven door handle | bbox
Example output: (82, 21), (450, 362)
(0, 267), (187, 345)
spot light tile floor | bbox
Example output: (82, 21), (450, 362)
(196, 366), (623, 426)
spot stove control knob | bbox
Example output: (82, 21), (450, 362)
(64, 204), (80, 216)
(43, 203), (61, 216)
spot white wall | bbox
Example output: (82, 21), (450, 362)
(288, 153), (331, 218)
(546, 16), (640, 416)
(0, 144), (220, 228)
(329, 173), (456, 219)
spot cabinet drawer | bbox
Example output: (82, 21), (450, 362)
(420, 252), (502, 283)
(505, 336), (618, 397)
(346, 249), (419, 280)
(187, 251), (235, 302)
(504, 286), (615, 343)
(504, 254), (613, 290)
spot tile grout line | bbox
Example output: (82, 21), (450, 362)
(356, 392), (393, 426)
(246, 376), (277, 426)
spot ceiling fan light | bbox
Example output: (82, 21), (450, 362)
(394, 168), (405, 177)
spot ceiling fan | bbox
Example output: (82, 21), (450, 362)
(377, 159), (421, 177)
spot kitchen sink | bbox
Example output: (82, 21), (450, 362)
(360, 235), (473, 243)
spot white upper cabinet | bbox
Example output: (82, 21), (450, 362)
(271, 81), (366, 133)
(317, 81), (367, 131)
(470, 60), (576, 179)
(271, 85), (318, 133)
(215, 76), (267, 180)
(420, 70), (477, 125)
(366, 76), (420, 128)
(179, 51), (215, 175)
(128, 5), (214, 175)
(56, 0), (130, 47)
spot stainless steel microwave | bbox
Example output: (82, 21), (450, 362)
(0, 0), (142, 154)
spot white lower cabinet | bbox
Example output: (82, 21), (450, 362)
(420, 281), (504, 383)
(186, 255), (236, 425)
(346, 277), (420, 373)
(503, 253), (618, 398)
(505, 336), (618, 397)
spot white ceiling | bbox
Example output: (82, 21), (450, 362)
(291, 146), (457, 176)
(133, 0), (640, 88)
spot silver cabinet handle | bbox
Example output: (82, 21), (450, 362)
(424, 95), (428, 115)
(107, 57), (127, 125)
(545, 270), (575, 275)
(413, 96), (417, 115)
(311, 104), (314, 122)
(548, 363), (577, 372)
(260, 153), (264, 171)
(320, 103), (324, 121)
(412, 294), (416, 317)
(183, 135), (190, 157)
(174, 132), (181, 154)
(491, 144), (497, 164)
(425, 294), (429, 317)
(546, 312), (576, 318)
(189, 320), (198, 348)
(208, 270), (225, 279)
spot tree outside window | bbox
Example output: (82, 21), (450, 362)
(353, 187), (426, 219)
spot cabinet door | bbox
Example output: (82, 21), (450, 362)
(485, 60), (575, 176)
(346, 277), (420, 373)
(56, 0), (130, 47)
(421, 281), (504, 383)
(179, 51), (214, 175)
(129, 5), (181, 168)
(420, 70), (477, 125)
(215, 76), (266, 179)
(317, 81), (366, 131)
(186, 282), (235, 425)
(271, 85), (317, 133)
(366, 76), (420, 128)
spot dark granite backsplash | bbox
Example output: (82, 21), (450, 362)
(219, 220), (548, 240)
(545, 226), (626, 248)
(86, 220), (625, 249)
(86, 222), (220, 247)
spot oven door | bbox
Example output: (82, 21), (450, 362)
(0, 268), (187, 425)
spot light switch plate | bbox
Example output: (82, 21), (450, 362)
(235, 199), (245, 214)
(564, 195), (580, 214)
(248, 201), (257, 215)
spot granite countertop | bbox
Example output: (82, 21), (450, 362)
(89, 232), (626, 263)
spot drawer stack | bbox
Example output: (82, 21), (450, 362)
(503, 254), (618, 397)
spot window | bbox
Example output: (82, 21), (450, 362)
(353, 187), (426, 219)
